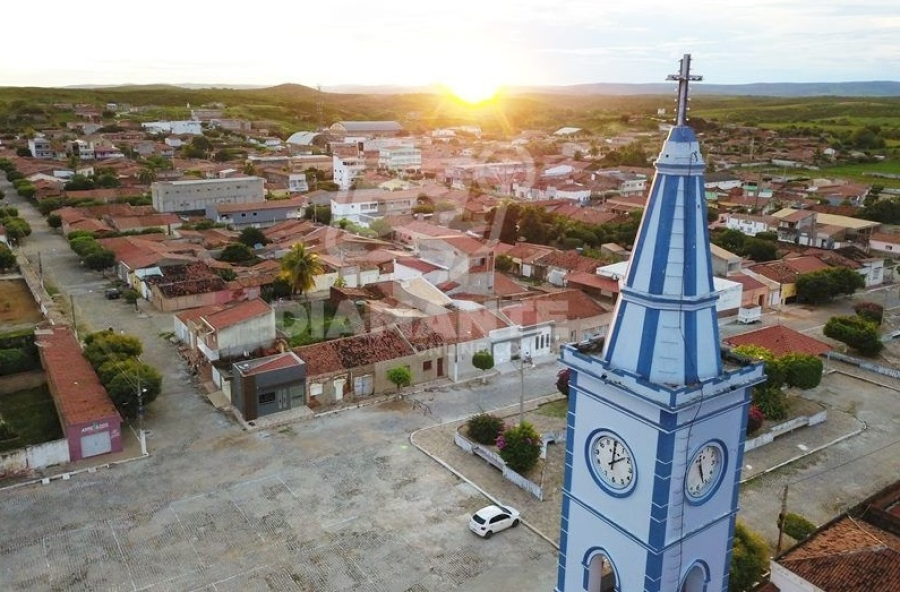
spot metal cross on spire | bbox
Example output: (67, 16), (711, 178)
(666, 53), (703, 126)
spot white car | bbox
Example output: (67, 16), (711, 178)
(468, 504), (521, 538)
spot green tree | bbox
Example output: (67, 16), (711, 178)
(780, 512), (817, 542)
(83, 331), (143, 368)
(218, 243), (256, 264)
(0, 244), (16, 271)
(472, 349), (495, 381)
(304, 204), (332, 225)
(46, 213), (62, 229)
(729, 522), (770, 592)
(238, 226), (269, 248)
(83, 249), (116, 272)
(279, 243), (323, 302)
(743, 238), (778, 262)
(3, 218), (31, 243)
(495, 254), (514, 273)
(64, 174), (95, 191)
(386, 366), (412, 393)
(368, 217), (393, 239)
(16, 147), (32, 157)
(103, 361), (162, 421)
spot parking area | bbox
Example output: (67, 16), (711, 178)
(0, 407), (558, 592)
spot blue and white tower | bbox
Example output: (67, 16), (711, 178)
(555, 55), (765, 592)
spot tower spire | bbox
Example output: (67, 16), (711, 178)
(666, 53), (702, 126)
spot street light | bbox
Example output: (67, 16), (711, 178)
(519, 351), (532, 425)
(137, 376), (148, 456)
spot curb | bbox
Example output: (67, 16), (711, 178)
(740, 422), (868, 484)
(0, 452), (150, 494)
(408, 394), (564, 551)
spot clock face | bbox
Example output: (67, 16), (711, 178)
(686, 443), (724, 500)
(590, 432), (635, 493)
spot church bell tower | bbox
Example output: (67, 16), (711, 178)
(554, 54), (765, 592)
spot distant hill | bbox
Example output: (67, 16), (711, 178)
(511, 81), (900, 98)
(64, 83), (269, 90)
(324, 81), (900, 98)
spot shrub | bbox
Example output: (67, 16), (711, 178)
(729, 522), (770, 592)
(556, 368), (570, 398)
(753, 386), (788, 421)
(0, 348), (40, 375)
(471, 349), (495, 374)
(824, 315), (883, 357)
(746, 405), (765, 435)
(466, 413), (505, 445)
(780, 512), (817, 542)
(781, 353), (823, 389)
(854, 301), (884, 325)
(497, 421), (542, 474)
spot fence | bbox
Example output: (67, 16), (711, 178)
(827, 351), (900, 380)
(0, 438), (70, 479)
(454, 431), (545, 500)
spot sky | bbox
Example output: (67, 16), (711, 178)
(5, 0), (899, 90)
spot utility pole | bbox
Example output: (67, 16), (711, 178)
(519, 354), (526, 425)
(776, 484), (789, 555)
(70, 294), (77, 340)
(137, 374), (147, 456)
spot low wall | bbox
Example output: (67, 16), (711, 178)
(745, 410), (828, 452)
(0, 370), (46, 393)
(26, 438), (69, 469)
(0, 438), (70, 479)
(0, 448), (27, 478)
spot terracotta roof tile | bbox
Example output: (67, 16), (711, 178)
(294, 328), (415, 377)
(36, 326), (120, 427)
(202, 299), (272, 330)
(724, 325), (832, 357)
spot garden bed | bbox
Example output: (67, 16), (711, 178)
(0, 385), (63, 453)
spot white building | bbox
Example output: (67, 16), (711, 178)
(330, 189), (417, 227)
(598, 261), (742, 314)
(378, 145), (422, 172)
(68, 139), (95, 161)
(151, 177), (265, 214)
(724, 212), (777, 236)
(142, 120), (203, 135)
(333, 153), (366, 190)
(28, 137), (54, 159)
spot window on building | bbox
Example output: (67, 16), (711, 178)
(423, 360), (432, 371)
(259, 392), (276, 404)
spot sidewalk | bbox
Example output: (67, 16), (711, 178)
(0, 424), (148, 492)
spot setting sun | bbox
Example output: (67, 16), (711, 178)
(445, 77), (502, 104)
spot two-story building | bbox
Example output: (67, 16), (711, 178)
(330, 189), (417, 227)
(151, 177), (265, 214)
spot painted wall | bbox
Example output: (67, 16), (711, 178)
(66, 415), (122, 462)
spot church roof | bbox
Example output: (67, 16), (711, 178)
(602, 124), (722, 386)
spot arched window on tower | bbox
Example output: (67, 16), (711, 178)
(583, 548), (617, 592)
(680, 562), (709, 592)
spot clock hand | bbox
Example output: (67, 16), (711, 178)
(698, 460), (705, 482)
(609, 442), (618, 468)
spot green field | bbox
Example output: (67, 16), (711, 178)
(0, 385), (63, 453)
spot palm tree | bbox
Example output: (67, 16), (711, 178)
(279, 243), (323, 305)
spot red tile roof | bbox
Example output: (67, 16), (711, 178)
(293, 328), (415, 376)
(566, 272), (621, 293)
(395, 257), (442, 273)
(724, 325), (832, 357)
(36, 326), (120, 426)
(783, 256), (832, 275)
(202, 299), (272, 330)
(726, 272), (767, 291)
(503, 290), (609, 326)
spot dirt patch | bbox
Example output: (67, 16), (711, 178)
(0, 278), (43, 328)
